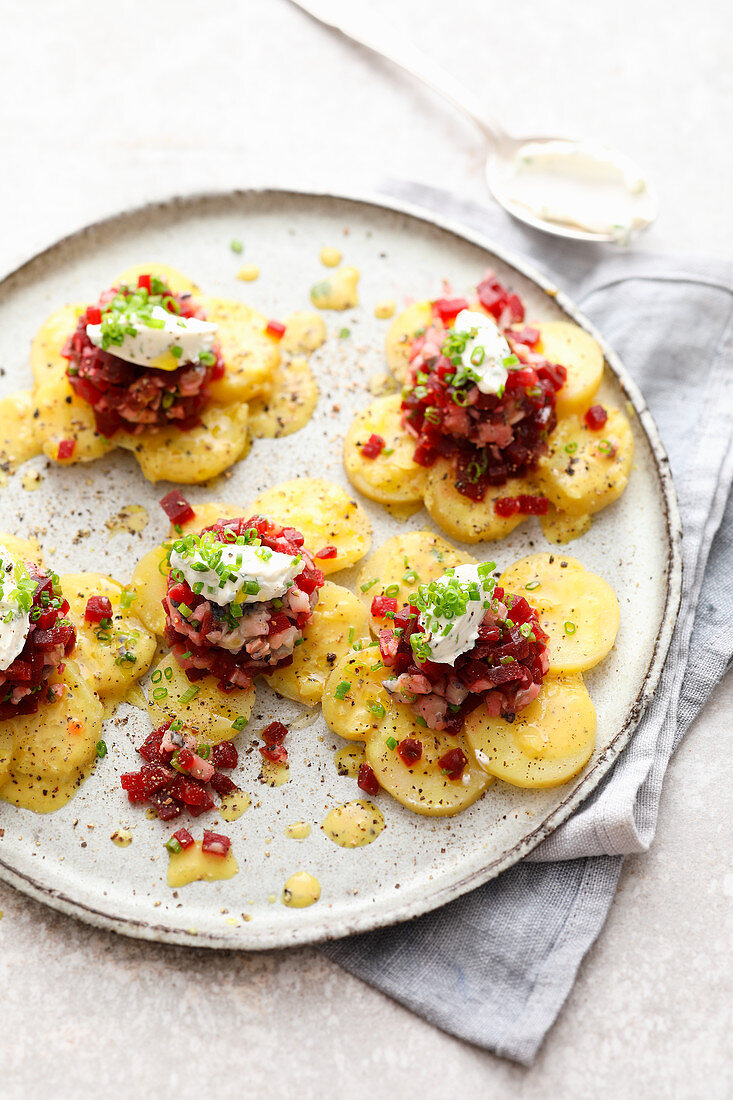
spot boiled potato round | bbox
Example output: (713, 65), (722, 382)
(117, 402), (249, 484)
(60, 572), (156, 702)
(29, 303), (85, 387)
(385, 300), (433, 382)
(200, 296), (279, 406)
(281, 310), (327, 355)
(265, 582), (371, 706)
(535, 322), (604, 419)
(147, 652), (255, 742)
(322, 650), (392, 742)
(249, 477), (372, 574)
(536, 407), (633, 517)
(464, 674), (596, 788)
(129, 545), (169, 636)
(343, 394), (427, 505)
(35, 374), (115, 465)
(0, 533), (43, 565)
(355, 529), (476, 628)
(0, 390), (41, 467)
(248, 355), (318, 439)
(499, 552), (619, 674)
(0, 726), (14, 788)
(6, 659), (103, 781)
(539, 505), (593, 546)
(424, 459), (529, 543)
(365, 710), (491, 816)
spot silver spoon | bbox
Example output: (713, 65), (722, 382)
(287, 0), (658, 243)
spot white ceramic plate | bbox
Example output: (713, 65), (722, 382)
(0, 189), (681, 948)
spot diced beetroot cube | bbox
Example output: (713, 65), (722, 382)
(84, 595), (113, 623)
(86, 306), (102, 325)
(262, 721), (288, 746)
(361, 433), (385, 460)
(120, 772), (147, 802)
(371, 595), (398, 619)
(169, 775), (207, 806)
(357, 763), (380, 797)
(57, 439), (76, 461)
(494, 497), (520, 518)
(438, 747), (468, 781)
(584, 404), (608, 430)
(314, 545), (338, 560)
(137, 274), (152, 292)
(260, 744), (288, 764)
(173, 827), (194, 849)
(159, 490), (195, 525)
(138, 728), (173, 765)
(148, 789), (182, 821)
(516, 494), (549, 516)
(397, 738), (423, 765)
(210, 741), (238, 769)
(139, 764), (174, 796)
(174, 747), (195, 773)
(432, 297), (469, 324)
(265, 319), (286, 339)
(210, 771), (237, 795)
(188, 790), (216, 817)
(202, 830), (231, 856)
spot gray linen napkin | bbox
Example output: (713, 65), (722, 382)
(322, 182), (733, 1064)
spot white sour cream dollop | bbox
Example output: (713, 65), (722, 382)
(87, 305), (217, 371)
(169, 542), (302, 607)
(0, 546), (31, 672)
(452, 309), (513, 395)
(418, 563), (492, 665)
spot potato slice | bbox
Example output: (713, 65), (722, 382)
(365, 711), (491, 816)
(249, 477), (371, 574)
(7, 660), (103, 781)
(29, 303), (85, 387)
(147, 652), (254, 742)
(60, 572), (156, 701)
(248, 355), (318, 438)
(129, 545), (169, 636)
(536, 407), (633, 517)
(265, 582), (371, 706)
(0, 727), (14, 788)
(385, 300), (433, 382)
(201, 296), (279, 405)
(112, 263), (200, 296)
(539, 505), (592, 545)
(423, 459), (529, 543)
(499, 552), (619, 674)
(322, 650), (391, 742)
(355, 529), (476, 628)
(35, 374), (115, 464)
(535, 322), (604, 419)
(464, 674), (596, 788)
(0, 389), (41, 467)
(343, 394), (426, 505)
(0, 533), (43, 565)
(117, 401), (249, 484)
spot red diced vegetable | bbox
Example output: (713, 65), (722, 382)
(438, 747), (468, 781)
(210, 741), (238, 769)
(357, 763), (380, 797)
(172, 827), (194, 849)
(57, 439), (76, 461)
(584, 405), (608, 430)
(371, 595), (398, 618)
(137, 274), (152, 292)
(202, 830), (231, 856)
(260, 743), (288, 764)
(86, 306), (102, 325)
(159, 490), (195, 525)
(433, 297), (469, 324)
(361, 433), (385, 460)
(209, 771), (237, 795)
(494, 496), (520, 518)
(314, 545), (338, 560)
(84, 595), (113, 623)
(516, 494), (549, 516)
(265, 319), (286, 339)
(262, 720), (288, 746)
(397, 738), (423, 765)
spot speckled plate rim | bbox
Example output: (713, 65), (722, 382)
(0, 186), (682, 949)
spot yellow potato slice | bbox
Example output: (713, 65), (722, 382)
(117, 401), (249, 484)
(7, 659), (103, 781)
(535, 321), (604, 419)
(343, 394), (427, 505)
(355, 530), (476, 628)
(0, 533), (43, 565)
(265, 582), (371, 706)
(536, 407), (633, 517)
(201, 296), (279, 405)
(34, 373), (115, 464)
(366, 711), (491, 816)
(0, 726), (14, 787)
(248, 355), (318, 438)
(385, 300), (433, 382)
(112, 263), (200, 296)
(499, 552), (619, 674)
(60, 572), (156, 701)
(147, 652), (254, 743)
(29, 303), (85, 387)
(0, 389), (41, 467)
(423, 459), (530, 543)
(464, 674), (596, 788)
(249, 477), (372, 574)
(539, 505), (593, 545)
(322, 650), (393, 742)
(176, 503), (250, 537)
(129, 545), (169, 636)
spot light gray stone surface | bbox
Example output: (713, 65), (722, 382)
(0, 0), (730, 1096)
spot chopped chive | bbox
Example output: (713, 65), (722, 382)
(564, 621), (577, 635)
(166, 837), (182, 854)
(524, 580), (541, 591)
(96, 740), (107, 759)
(386, 736), (398, 751)
(384, 583), (400, 597)
(335, 681), (351, 700)
(231, 715), (248, 731)
(178, 686), (200, 705)
(360, 578), (378, 592)
(230, 238), (244, 254)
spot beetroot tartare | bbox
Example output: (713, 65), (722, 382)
(0, 561), (76, 721)
(372, 563), (549, 734)
(62, 274), (225, 438)
(400, 273), (567, 504)
(163, 515), (324, 691)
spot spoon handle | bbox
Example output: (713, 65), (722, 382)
(286, 0), (509, 146)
